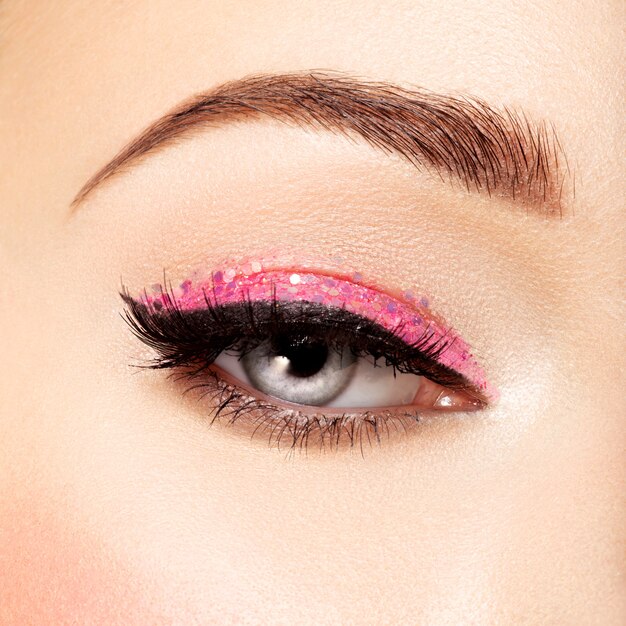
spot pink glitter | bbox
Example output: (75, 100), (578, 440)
(141, 269), (496, 400)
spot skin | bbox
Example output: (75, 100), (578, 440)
(0, 0), (624, 623)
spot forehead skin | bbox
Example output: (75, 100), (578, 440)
(0, 1), (624, 624)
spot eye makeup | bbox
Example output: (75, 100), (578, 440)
(122, 262), (496, 449)
(135, 265), (495, 400)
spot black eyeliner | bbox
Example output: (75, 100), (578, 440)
(121, 292), (473, 394)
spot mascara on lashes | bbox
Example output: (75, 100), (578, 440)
(127, 268), (495, 402)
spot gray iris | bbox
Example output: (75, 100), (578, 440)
(241, 337), (357, 405)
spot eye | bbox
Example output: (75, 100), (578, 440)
(219, 337), (361, 406)
(122, 267), (495, 448)
(215, 338), (452, 409)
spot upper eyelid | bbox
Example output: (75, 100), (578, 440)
(160, 300), (472, 391)
(121, 267), (496, 402)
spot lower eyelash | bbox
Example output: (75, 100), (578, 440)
(174, 366), (421, 453)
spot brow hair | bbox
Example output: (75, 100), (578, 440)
(72, 72), (570, 214)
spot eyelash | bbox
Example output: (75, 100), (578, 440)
(121, 284), (483, 451)
(170, 367), (420, 453)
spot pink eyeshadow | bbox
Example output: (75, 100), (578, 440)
(140, 269), (495, 400)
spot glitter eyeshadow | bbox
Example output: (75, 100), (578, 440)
(140, 267), (496, 399)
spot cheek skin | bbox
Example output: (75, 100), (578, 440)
(0, 494), (151, 624)
(0, 492), (251, 624)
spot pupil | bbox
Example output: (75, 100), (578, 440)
(274, 336), (329, 378)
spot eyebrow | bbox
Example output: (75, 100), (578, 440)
(71, 72), (571, 215)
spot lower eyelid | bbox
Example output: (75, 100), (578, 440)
(196, 361), (478, 419)
(137, 352), (482, 452)
(175, 365), (484, 452)
(176, 365), (425, 450)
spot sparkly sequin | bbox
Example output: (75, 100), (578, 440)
(140, 268), (495, 398)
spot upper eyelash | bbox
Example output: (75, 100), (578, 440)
(126, 268), (495, 401)
(120, 285), (479, 398)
